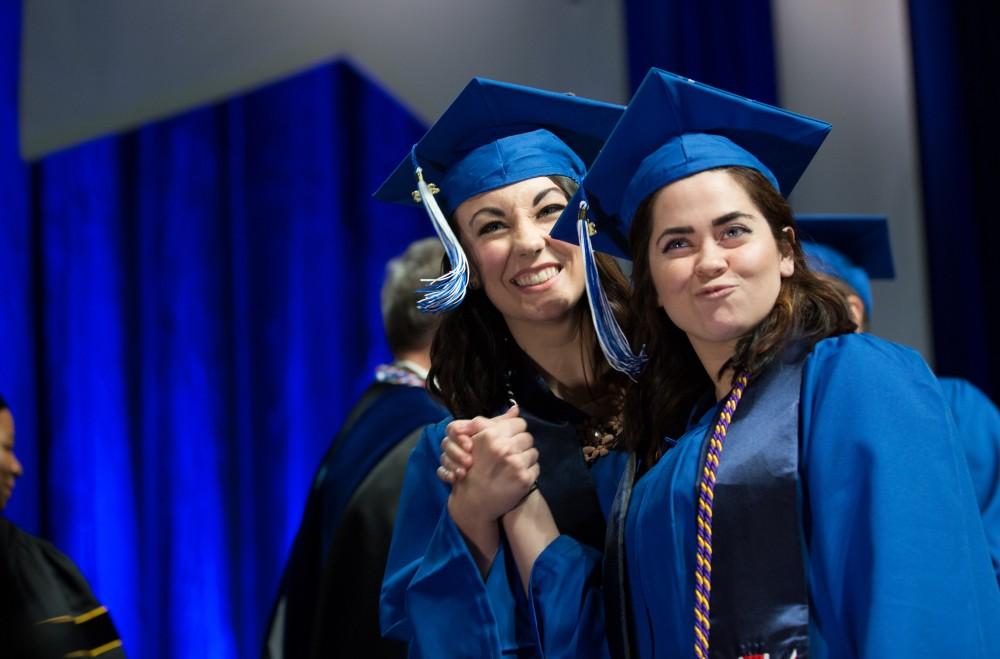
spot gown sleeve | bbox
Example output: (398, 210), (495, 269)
(520, 451), (627, 659)
(379, 419), (519, 658)
(800, 334), (1000, 657)
(937, 376), (1000, 584)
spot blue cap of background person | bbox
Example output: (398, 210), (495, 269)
(797, 214), (894, 316)
(551, 68), (831, 377)
(374, 78), (623, 313)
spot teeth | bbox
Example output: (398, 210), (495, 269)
(514, 266), (559, 287)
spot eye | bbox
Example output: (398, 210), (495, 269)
(721, 225), (750, 240)
(477, 220), (506, 236)
(537, 203), (566, 219)
(662, 237), (690, 253)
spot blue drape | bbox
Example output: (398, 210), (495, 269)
(0, 3), (431, 656)
(624, 0), (779, 103)
(909, 0), (999, 402)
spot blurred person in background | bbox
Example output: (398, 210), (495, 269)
(264, 237), (448, 659)
(798, 214), (1000, 585)
(0, 394), (125, 658)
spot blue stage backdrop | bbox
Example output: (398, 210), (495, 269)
(0, 3), (431, 656)
(909, 0), (1000, 403)
(624, 0), (778, 103)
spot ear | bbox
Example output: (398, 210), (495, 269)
(469, 267), (482, 290)
(779, 226), (795, 278)
(846, 294), (866, 332)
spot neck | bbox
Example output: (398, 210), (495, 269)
(394, 348), (432, 377)
(688, 336), (738, 401)
(506, 310), (595, 409)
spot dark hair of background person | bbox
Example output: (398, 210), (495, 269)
(623, 166), (856, 467)
(428, 176), (634, 419)
(0, 395), (7, 412)
(381, 237), (446, 356)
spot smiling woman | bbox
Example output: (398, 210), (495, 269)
(372, 78), (631, 658)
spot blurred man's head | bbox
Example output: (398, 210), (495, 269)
(381, 238), (446, 362)
(0, 395), (23, 511)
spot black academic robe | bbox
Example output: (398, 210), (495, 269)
(0, 517), (125, 658)
(263, 381), (446, 659)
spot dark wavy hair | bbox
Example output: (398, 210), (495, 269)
(623, 167), (857, 465)
(428, 177), (633, 418)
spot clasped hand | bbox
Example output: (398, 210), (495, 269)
(440, 405), (538, 521)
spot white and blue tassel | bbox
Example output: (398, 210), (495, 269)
(410, 151), (469, 313)
(577, 200), (647, 379)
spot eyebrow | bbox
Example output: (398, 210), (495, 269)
(468, 206), (504, 229)
(533, 186), (564, 207)
(466, 187), (565, 229)
(655, 211), (754, 244)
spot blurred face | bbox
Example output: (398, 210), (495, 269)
(454, 177), (584, 329)
(0, 409), (22, 511)
(647, 169), (794, 358)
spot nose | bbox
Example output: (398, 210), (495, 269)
(12, 453), (22, 478)
(694, 241), (728, 279)
(512, 216), (546, 257)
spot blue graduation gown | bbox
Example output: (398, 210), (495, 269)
(532, 334), (1000, 658)
(938, 376), (1000, 583)
(380, 369), (628, 658)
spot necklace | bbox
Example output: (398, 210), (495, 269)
(576, 385), (625, 464)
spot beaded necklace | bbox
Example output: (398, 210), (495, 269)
(694, 372), (750, 659)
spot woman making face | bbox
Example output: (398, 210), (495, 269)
(542, 69), (1000, 658)
(375, 78), (631, 659)
(646, 168), (793, 390)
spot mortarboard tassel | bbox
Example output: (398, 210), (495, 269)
(410, 150), (470, 313)
(577, 199), (647, 379)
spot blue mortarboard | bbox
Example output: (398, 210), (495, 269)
(551, 68), (831, 377)
(374, 78), (623, 313)
(796, 214), (895, 316)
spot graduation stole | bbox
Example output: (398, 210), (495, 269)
(602, 350), (810, 659)
(695, 352), (810, 659)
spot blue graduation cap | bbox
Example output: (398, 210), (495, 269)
(796, 214), (895, 316)
(551, 68), (831, 377)
(373, 78), (623, 313)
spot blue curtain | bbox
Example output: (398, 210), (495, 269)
(0, 3), (431, 656)
(909, 1), (999, 402)
(624, 0), (779, 103)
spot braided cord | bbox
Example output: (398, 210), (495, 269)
(693, 372), (750, 659)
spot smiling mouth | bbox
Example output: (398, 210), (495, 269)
(512, 265), (561, 287)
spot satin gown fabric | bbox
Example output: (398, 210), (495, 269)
(530, 334), (1000, 658)
(938, 376), (1000, 585)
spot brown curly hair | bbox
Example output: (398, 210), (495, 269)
(623, 167), (857, 466)
(427, 177), (633, 419)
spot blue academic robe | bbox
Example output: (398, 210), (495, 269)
(264, 381), (447, 659)
(531, 334), (1000, 658)
(380, 365), (628, 658)
(938, 376), (1000, 583)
